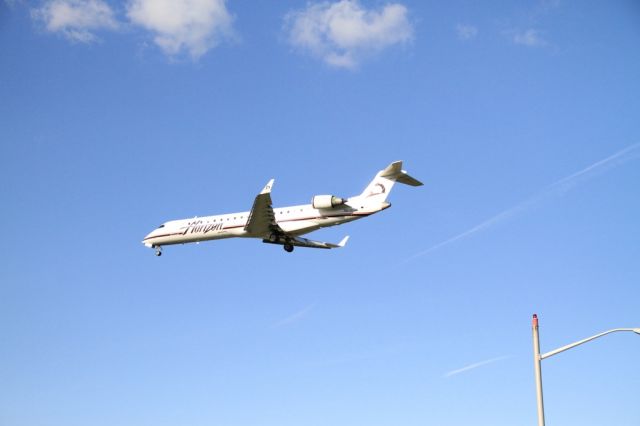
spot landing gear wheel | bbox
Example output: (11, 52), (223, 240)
(154, 247), (162, 256)
(269, 233), (279, 243)
(284, 244), (294, 253)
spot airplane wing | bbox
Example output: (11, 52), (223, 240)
(246, 180), (349, 250)
(263, 235), (350, 250)
(244, 179), (284, 237)
(292, 235), (350, 249)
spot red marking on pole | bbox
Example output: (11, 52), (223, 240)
(532, 314), (538, 327)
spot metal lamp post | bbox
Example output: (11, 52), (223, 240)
(531, 314), (640, 426)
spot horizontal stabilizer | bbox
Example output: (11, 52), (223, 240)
(380, 161), (423, 186)
(395, 173), (423, 186)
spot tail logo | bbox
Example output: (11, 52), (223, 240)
(367, 183), (386, 197)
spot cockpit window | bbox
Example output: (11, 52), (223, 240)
(158, 224), (165, 228)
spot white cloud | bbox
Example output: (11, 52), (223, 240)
(512, 28), (546, 47)
(32, 0), (118, 43)
(455, 23), (477, 41)
(126, 0), (234, 59)
(5, 0), (24, 8)
(284, 0), (413, 69)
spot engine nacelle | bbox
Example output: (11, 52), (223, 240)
(312, 195), (346, 209)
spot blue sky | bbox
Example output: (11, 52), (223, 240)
(1, 1), (639, 425)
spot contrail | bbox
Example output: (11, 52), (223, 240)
(271, 303), (315, 328)
(443, 355), (511, 378)
(406, 143), (640, 262)
(548, 142), (640, 193)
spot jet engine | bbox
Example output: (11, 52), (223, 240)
(312, 195), (346, 209)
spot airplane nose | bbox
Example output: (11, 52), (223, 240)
(142, 231), (155, 247)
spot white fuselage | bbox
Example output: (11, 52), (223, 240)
(142, 199), (389, 248)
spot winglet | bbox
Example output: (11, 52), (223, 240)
(338, 235), (350, 247)
(261, 179), (274, 194)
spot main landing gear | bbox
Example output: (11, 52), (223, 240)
(269, 232), (294, 253)
(154, 246), (162, 256)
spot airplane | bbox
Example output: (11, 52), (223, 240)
(142, 161), (422, 256)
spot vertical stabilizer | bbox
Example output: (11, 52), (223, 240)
(356, 161), (423, 205)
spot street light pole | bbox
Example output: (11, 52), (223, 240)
(531, 314), (640, 426)
(540, 327), (640, 360)
(532, 314), (545, 426)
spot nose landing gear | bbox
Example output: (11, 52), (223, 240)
(154, 246), (162, 256)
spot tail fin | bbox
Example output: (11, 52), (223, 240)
(357, 161), (423, 203)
